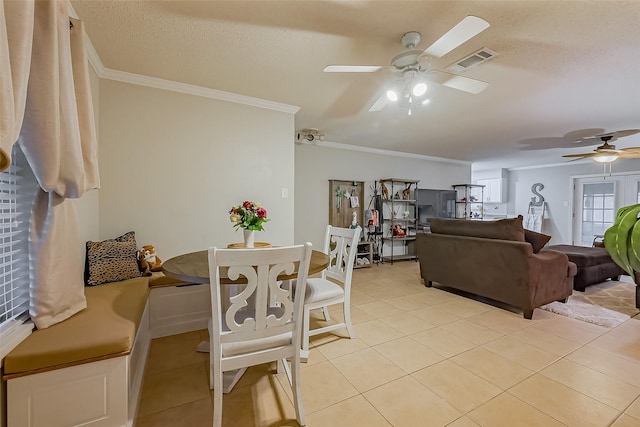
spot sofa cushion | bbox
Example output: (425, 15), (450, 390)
(524, 229), (552, 253)
(86, 231), (141, 286)
(430, 217), (525, 242)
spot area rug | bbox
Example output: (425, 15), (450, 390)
(570, 276), (639, 318)
(541, 300), (630, 328)
(541, 276), (639, 328)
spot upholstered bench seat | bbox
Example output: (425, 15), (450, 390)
(3, 277), (149, 379)
(547, 245), (626, 292)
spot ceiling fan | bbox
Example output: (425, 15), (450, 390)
(562, 130), (640, 163)
(323, 16), (492, 113)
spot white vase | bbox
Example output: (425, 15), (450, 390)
(243, 229), (255, 248)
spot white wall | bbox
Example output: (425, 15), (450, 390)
(294, 143), (471, 247)
(98, 80), (296, 258)
(508, 159), (640, 244)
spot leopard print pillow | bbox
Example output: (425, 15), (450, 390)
(85, 231), (141, 286)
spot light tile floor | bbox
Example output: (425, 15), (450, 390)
(135, 262), (640, 427)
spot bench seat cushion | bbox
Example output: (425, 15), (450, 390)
(3, 277), (149, 377)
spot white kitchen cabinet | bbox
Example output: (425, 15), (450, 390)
(476, 178), (506, 203)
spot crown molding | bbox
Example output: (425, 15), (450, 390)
(96, 68), (299, 114)
(507, 159), (591, 171)
(316, 141), (472, 165)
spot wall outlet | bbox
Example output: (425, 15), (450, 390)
(281, 188), (289, 198)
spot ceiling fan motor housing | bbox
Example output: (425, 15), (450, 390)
(401, 31), (421, 49)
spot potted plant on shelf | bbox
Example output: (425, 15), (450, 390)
(603, 203), (640, 307)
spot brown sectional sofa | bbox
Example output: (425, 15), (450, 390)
(417, 217), (577, 319)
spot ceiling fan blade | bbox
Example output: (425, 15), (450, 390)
(368, 95), (388, 112)
(324, 65), (383, 73)
(423, 16), (490, 58)
(427, 70), (489, 94)
(575, 129), (640, 143)
(619, 151), (640, 158)
(562, 153), (598, 158)
(565, 157), (589, 162)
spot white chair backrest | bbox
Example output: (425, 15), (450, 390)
(322, 225), (361, 286)
(208, 244), (313, 345)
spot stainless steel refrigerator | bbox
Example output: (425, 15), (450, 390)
(416, 189), (456, 231)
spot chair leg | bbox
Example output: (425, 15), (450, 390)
(290, 354), (305, 426)
(343, 302), (356, 339)
(208, 323), (214, 389)
(213, 365), (223, 427)
(302, 306), (311, 352)
(322, 306), (331, 321)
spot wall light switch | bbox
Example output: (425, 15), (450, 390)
(281, 188), (289, 198)
(563, 201), (569, 207)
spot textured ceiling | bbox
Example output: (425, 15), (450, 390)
(70, 0), (640, 170)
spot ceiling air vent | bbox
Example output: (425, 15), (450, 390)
(447, 47), (498, 73)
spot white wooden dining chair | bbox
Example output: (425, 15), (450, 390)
(302, 226), (360, 357)
(208, 243), (313, 427)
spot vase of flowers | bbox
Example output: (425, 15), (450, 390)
(243, 229), (255, 248)
(229, 201), (269, 248)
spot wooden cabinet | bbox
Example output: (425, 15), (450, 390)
(379, 179), (419, 263)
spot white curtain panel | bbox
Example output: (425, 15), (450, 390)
(0, 0), (34, 172)
(20, 1), (99, 197)
(30, 191), (87, 329)
(2, 0), (100, 328)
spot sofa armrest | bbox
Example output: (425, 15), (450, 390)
(528, 249), (575, 306)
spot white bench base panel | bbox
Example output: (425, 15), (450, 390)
(149, 283), (210, 338)
(7, 302), (151, 427)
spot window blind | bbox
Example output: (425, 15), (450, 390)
(0, 144), (36, 332)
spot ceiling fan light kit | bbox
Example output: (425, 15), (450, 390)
(323, 15), (491, 113)
(386, 89), (399, 102)
(412, 82), (427, 96)
(593, 154), (619, 163)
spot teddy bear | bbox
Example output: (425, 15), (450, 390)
(136, 250), (152, 276)
(141, 245), (162, 272)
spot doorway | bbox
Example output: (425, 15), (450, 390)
(573, 174), (640, 246)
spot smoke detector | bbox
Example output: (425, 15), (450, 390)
(296, 128), (325, 144)
(447, 47), (498, 73)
